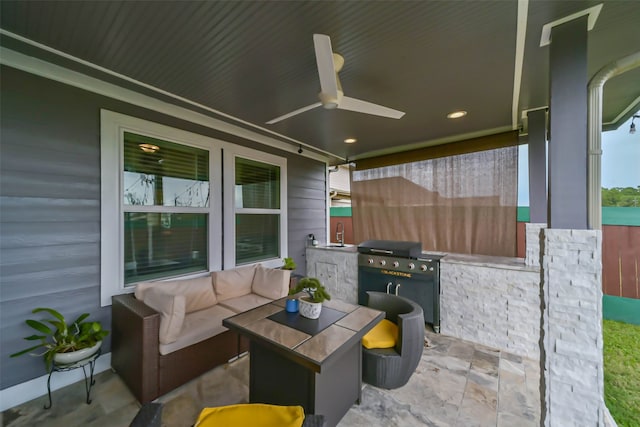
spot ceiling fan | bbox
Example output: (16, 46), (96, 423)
(266, 34), (405, 125)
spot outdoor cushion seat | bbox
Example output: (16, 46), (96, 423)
(219, 293), (273, 313)
(194, 404), (326, 427)
(362, 291), (425, 389)
(362, 318), (398, 349)
(158, 305), (237, 355)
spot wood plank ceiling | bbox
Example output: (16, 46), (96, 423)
(1, 1), (639, 163)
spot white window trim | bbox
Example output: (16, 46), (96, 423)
(223, 146), (288, 269)
(100, 110), (223, 306)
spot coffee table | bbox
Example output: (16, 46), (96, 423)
(223, 298), (384, 427)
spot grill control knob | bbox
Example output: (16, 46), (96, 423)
(420, 264), (428, 271)
(392, 261), (400, 267)
(368, 258), (374, 264)
(380, 260), (386, 266)
(408, 263), (415, 270)
(429, 267), (434, 272)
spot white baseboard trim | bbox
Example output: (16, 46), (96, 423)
(0, 353), (111, 412)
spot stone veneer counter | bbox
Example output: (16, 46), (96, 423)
(442, 252), (539, 271)
(306, 246), (358, 304)
(307, 246), (543, 360)
(440, 253), (542, 360)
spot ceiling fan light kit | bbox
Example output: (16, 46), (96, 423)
(266, 34), (405, 124)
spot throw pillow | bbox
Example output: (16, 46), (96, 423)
(212, 264), (257, 302)
(362, 319), (398, 349)
(252, 264), (291, 300)
(143, 287), (186, 344)
(134, 276), (217, 313)
(195, 404), (304, 427)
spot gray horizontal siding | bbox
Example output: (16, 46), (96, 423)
(1, 265), (100, 302)
(0, 170), (100, 199)
(0, 222), (100, 248)
(287, 197), (326, 210)
(286, 156), (327, 275)
(286, 185), (326, 200)
(0, 141), (99, 178)
(0, 197), (100, 222)
(0, 65), (328, 390)
(0, 67), (104, 389)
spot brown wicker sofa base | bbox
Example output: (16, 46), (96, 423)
(112, 294), (249, 404)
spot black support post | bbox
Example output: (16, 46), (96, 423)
(527, 109), (548, 224)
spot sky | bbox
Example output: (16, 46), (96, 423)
(517, 112), (640, 206)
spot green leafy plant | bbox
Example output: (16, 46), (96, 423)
(289, 277), (331, 303)
(10, 307), (109, 370)
(282, 257), (297, 270)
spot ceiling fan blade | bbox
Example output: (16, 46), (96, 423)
(338, 96), (405, 119)
(313, 34), (339, 97)
(266, 102), (322, 124)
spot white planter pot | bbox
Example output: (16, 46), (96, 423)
(53, 341), (102, 365)
(298, 297), (322, 319)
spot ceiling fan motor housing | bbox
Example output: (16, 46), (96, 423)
(319, 90), (343, 109)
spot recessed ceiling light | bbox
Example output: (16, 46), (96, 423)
(139, 143), (160, 153)
(344, 138), (357, 144)
(447, 111), (467, 119)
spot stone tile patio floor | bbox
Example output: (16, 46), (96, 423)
(2, 329), (540, 427)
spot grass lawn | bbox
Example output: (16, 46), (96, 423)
(603, 319), (640, 426)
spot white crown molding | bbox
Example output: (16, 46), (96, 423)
(0, 32), (342, 164)
(512, 0), (529, 131)
(539, 4), (603, 47)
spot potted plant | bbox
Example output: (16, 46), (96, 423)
(282, 257), (297, 270)
(10, 307), (109, 370)
(282, 256), (304, 291)
(289, 277), (331, 319)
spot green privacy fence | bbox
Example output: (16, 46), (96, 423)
(334, 206), (640, 226)
(516, 206), (640, 225)
(330, 207), (353, 217)
(603, 295), (640, 325)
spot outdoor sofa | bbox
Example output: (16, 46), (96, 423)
(112, 263), (290, 403)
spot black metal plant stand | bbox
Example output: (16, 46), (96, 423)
(45, 348), (101, 409)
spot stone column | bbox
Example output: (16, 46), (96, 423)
(540, 228), (604, 426)
(525, 223), (546, 267)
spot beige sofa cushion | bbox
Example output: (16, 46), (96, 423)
(133, 281), (158, 301)
(252, 265), (291, 300)
(158, 305), (237, 355)
(143, 287), (186, 345)
(134, 276), (217, 313)
(219, 293), (273, 313)
(212, 264), (256, 302)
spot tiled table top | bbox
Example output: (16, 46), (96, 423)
(223, 298), (383, 367)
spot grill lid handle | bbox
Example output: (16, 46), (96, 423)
(370, 248), (393, 254)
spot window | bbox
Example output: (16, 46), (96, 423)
(122, 133), (210, 284)
(101, 111), (223, 306)
(101, 111), (287, 306)
(224, 148), (287, 269)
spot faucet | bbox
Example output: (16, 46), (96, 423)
(335, 222), (345, 247)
